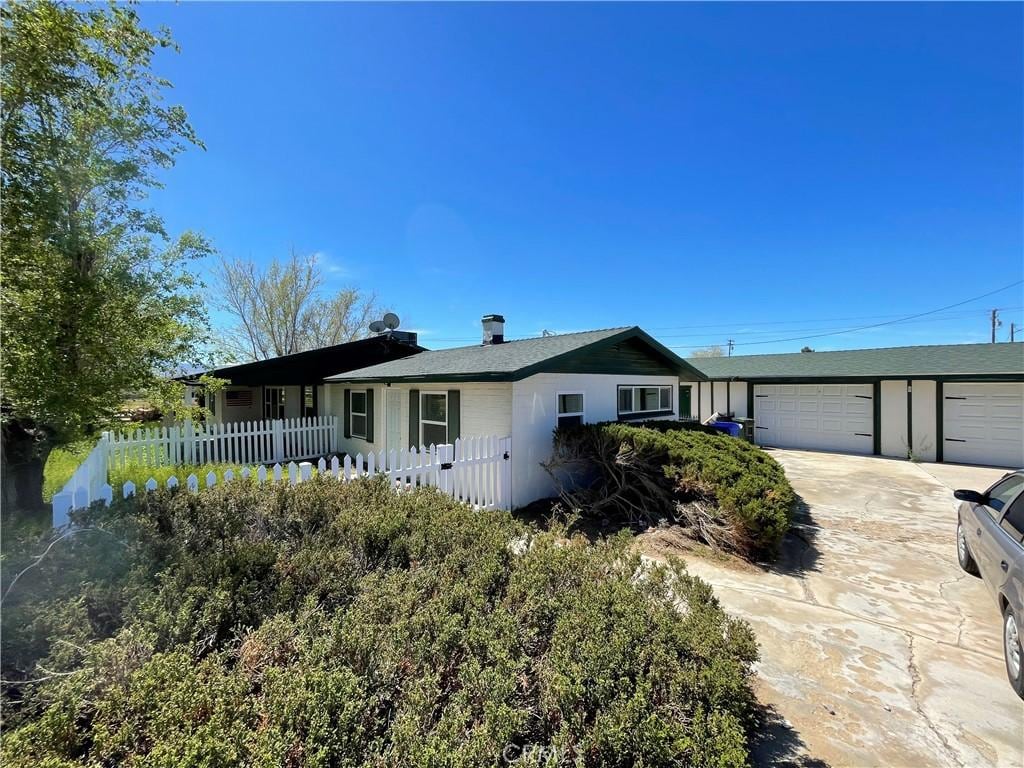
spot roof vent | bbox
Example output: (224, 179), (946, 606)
(482, 314), (505, 345)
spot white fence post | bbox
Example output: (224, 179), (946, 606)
(437, 443), (454, 497)
(272, 419), (285, 463)
(184, 419), (195, 465)
(499, 436), (512, 511)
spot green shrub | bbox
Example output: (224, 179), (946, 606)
(551, 423), (795, 559)
(2, 477), (759, 767)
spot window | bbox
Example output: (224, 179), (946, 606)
(263, 387), (285, 420)
(302, 385), (316, 418)
(351, 390), (368, 439)
(617, 385), (673, 416)
(1000, 496), (1024, 545)
(421, 392), (447, 446)
(557, 393), (584, 429)
(226, 390), (253, 408)
(987, 475), (1024, 518)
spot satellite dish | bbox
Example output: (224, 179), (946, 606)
(369, 320), (386, 333)
(382, 312), (400, 330)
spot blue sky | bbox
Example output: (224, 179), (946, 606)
(139, 2), (1023, 357)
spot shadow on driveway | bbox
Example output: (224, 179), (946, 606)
(762, 494), (823, 578)
(749, 701), (831, 768)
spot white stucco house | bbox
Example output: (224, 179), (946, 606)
(688, 343), (1024, 469)
(325, 315), (706, 507)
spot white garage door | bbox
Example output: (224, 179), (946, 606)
(754, 384), (874, 455)
(943, 382), (1024, 468)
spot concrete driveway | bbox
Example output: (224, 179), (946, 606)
(642, 449), (1024, 768)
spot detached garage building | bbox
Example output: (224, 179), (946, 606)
(687, 343), (1024, 468)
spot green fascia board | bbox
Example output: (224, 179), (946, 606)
(511, 327), (707, 382)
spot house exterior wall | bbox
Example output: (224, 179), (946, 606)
(511, 372), (679, 508)
(910, 379), (938, 462)
(880, 379), (908, 458)
(325, 381), (513, 459)
(213, 386), (262, 424)
(327, 372), (679, 508)
(728, 382), (749, 418)
(696, 381), (747, 419)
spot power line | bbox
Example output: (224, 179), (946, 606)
(427, 307), (1021, 344)
(643, 306), (1020, 332)
(724, 280), (1023, 349)
(423, 285), (1024, 346)
(653, 308), (1018, 340)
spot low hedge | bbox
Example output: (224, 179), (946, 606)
(550, 423), (796, 559)
(2, 476), (759, 767)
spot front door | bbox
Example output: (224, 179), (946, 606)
(386, 388), (402, 454)
(679, 385), (692, 420)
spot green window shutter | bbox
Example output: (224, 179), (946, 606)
(447, 389), (460, 442)
(409, 389), (419, 448)
(365, 388), (374, 443)
(343, 389), (351, 439)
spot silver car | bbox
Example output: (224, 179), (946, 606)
(956, 470), (1024, 699)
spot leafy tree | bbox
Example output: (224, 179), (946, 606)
(213, 251), (384, 361)
(690, 345), (725, 358)
(800, 346), (814, 353)
(1, 1), (212, 516)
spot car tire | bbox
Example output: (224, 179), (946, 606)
(956, 522), (980, 576)
(1003, 604), (1024, 700)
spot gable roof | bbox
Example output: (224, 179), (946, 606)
(185, 336), (425, 387)
(328, 326), (705, 383)
(689, 342), (1024, 380)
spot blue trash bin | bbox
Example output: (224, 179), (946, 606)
(709, 421), (742, 437)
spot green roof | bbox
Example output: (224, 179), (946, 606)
(689, 342), (1024, 380)
(328, 326), (704, 383)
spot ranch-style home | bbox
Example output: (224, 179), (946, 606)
(688, 343), (1024, 468)
(183, 333), (422, 424)
(325, 315), (706, 507)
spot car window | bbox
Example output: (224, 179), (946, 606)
(1000, 496), (1024, 545)
(987, 475), (1024, 515)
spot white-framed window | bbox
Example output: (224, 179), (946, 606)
(264, 387), (286, 420)
(350, 390), (368, 439)
(556, 392), (585, 429)
(618, 385), (673, 416)
(421, 391), (448, 446)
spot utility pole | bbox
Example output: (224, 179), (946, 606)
(727, 339), (735, 357)
(991, 309), (1001, 343)
(1011, 322), (1017, 342)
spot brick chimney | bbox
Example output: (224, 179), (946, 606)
(481, 314), (505, 345)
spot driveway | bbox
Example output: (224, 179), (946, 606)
(641, 449), (1024, 768)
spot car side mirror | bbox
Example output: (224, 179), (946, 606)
(954, 489), (986, 504)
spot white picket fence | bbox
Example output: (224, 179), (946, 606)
(52, 426), (512, 525)
(52, 416), (337, 525)
(107, 416), (337, 469)
(52, 436), (113, 519)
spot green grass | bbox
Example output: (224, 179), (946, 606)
(45, 441), (257, 500)
(108, 462), (254, 491)
(42, 440), (95, 502)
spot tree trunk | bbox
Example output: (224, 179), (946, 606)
(1, 418), (52, 524)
